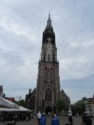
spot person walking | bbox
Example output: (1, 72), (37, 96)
(68, 116), (73, 125)
(37, 111), (42, 125)
(68, 111), (73, 125)
(40, 113), (46, 125)
(51, 114), (60, 125)
(65, 116), (73, 125)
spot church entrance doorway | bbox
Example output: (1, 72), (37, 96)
(45, 106), (52, 115)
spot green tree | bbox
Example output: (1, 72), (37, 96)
(17, 99), (27, 108)
(56, 100), (67, 114)
(71, 102), (85, 115)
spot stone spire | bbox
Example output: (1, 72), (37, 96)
(46, 13), (53, 29)
(42, 13), (55, 45)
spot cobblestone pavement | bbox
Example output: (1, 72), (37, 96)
(0, 116), (94, 125)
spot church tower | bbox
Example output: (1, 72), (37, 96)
(35, 14), (61, 113)
(25, 14), (70, 112)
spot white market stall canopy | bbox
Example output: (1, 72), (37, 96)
(0, 97), (19, 109)
(0, 106), (31, 112)
(0, 97), (31, 112)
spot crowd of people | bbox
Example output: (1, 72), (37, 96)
(37, 111), (60, 125)
(0, 111), (32, 121)
(36, 111), (92, 125)
(0, 110), (92, 125)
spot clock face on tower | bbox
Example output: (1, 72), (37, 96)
(47, 37), (52, 42)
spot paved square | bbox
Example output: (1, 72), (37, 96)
(13, 116), (94, 125)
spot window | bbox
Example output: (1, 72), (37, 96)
(45, 88), (52, 101)
(48, 55), (50, 62)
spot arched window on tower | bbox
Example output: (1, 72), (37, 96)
(53, 54), (55, 62)
(45, 88), (52, 101)
(45, 67), (47, 81)
(47, 69), (51, 82)
(51, 68), (53, 82)
(48, 55), (50, 62)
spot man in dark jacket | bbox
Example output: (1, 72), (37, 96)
(40, 113), (46, 125)
(51, 114), (60, 125)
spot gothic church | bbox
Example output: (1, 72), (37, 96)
(25, 14), (70, 113)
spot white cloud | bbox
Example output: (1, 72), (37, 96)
(0, 16), (37, 43)
(0, 0), (94, 103)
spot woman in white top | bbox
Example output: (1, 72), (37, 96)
(37, 111), (42, 125)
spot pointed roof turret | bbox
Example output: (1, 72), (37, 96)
(42, 13), (55, 45)
(46, 13), (53, 30)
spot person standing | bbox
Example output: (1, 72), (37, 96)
(81, 112), (92, 125)
(51, 114), (60, 125)
(68, 116), (73, 125)
(37, 111), (42, 125)
(68, 111), (73, 125)
(40, 113), (46, 125)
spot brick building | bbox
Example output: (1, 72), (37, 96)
(26, 14), (70, 113)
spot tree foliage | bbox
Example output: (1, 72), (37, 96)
(17, 99), (27, 108)
(71, 101), (85, 115)
(56, 100), (68, 113)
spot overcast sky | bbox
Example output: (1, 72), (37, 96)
(0, 0), (94, 103)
